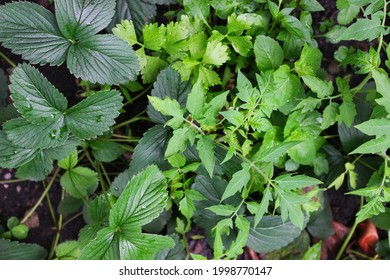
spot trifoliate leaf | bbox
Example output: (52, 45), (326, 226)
(338, 18), (385, 41)
(109, 165), (168, 228)
(0, 2), (70, 65)
(65, 90), (123, 139)
(254, 35), (284, 71)
(60, 167), (99, 199)
(196, 135), (215, 177)
(55, 0), (115, 39)
(10, 64), (68, 124)
(0, 239), (47, 260)
(67, 35), (140, 85)
(246, 216), (305, 254)
(202, 40), (229, 66)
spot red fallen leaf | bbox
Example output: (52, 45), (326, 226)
(357, 220), (379, 255)
(323, 221), (350, 257)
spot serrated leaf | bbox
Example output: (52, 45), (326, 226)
(339, 100), (357, 127)
(66, 90), (123, 139)
(16, 150), (53, 181)
(252, 141), (300, 163)
(55, 0), (115, 40)
(112, 20), (138, 46)
(198, 65), (222, 87)
(0, 2), (70, 65)
(254, 35), (284, 71)
(78, 226), (116, 260)
(281, 15), (311, 42)
(67, 35), (139, 85)
(90, 140), (125, 163)
(246, 216), (305, 253)
(322, 102), (339, 129)
(196, 135), (215, 177)
(58, 149), (78, 170)
(0, 239), (47, 260)
(254, 186), (273, 227)
(228, 35), (253, 57)
(206, 205), (236, 216)
(302, 76), (334, 98)
(350, 136), (390, 154)
(10, 64), (68, 124)
(109, 165), (168, 228)
(275, 174), (323, 190)
(225, 215), (250, 258)
(165, 127), (194, 158)
(60, 167), (98, 199)
(339, 18), (385, 41)
(221, 168), (250, 201)
(148, 96), (184, 129)
(276, 189), (310, 229)
(295, 44), (323, 77)
(183, 0), (210, 24)
(55, 241), (80, 260)
(202, 40), (229, 66)
(355, 119), (390, 138)
(187, 78), (206, 121)
(355, 197), (385, 223)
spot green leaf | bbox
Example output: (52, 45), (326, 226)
(355, 197), (385, 223)
(281, 15), (311, 42)
(0, 2), (70, 65)
(350, 136), (390, 154)
(228, 35), (253, 57)
(60, 167), (98, 199)
(55, 241), (80, 260)
(275, 174), (322, 190)
(58, 149), (78, 170)
(165, 127), (194, 158)
(57, 196), (83, 216)
(302, 76), (334, 98)
(254, 186), (273, 227)
(148, 96), (184, 129)
(66, 90), (123, 139)
(355, 119), (390, 138)
(156, 234), (186, 260)
(206, 205), (236, 216)
(55, 0), (115, 39)
(322, 102), (339, 129)
(202, 40), (229, 66)
(0, 239), (47, 260)
(3, 117), (68, 149)
(302, 241), (322, 260)
(10, 64), (68, 124)
(16, 150), (53, 181)
(183, 0), (210, 24)
(339, 100), (357, 127)
(142, 23), (166, 51)
(0, 69), (8, 108)
(300, 0), (324, 12)
(221, 167), (251, 201)
(246, 216), (305, 253)
(196, 135), (215, 177)
(11, 224), (29, 240)
(179, 194), (196, 220)
(276, 189), (310, 229)
(79, 226), (116, 260)
(90, 140), (125, 163)
(252, 141), (300, 163)
(67, 35), (139, 85)
(254, 35), (284, 71)
(220, 110), (244, 126)
(295, 44), (323, 77)
(225, 215), (250, 258)
(187, 79), (206, 120)
(109, 165), (168, 228)
(112, 20), (138, 46)
(337, 0), (360, 25)
(372, 208), (390, 230)
(338, 18), (385, 41)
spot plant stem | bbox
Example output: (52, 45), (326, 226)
(49, 190), (64, 259)
(0, 51), (16, 67)
(123, 85), (153, 107)
(0, 178), (27, 184)
(61, 211), (83, 228)
(336, 196), (364, 260)
(42, 180), (57, 224)
(21, 167), (61, 224)
(351, 73), (372, 94)
(113, 115), (150, 130)
(377, 0), (388, 53)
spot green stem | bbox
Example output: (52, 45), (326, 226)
(42, 180), (57, 224)
(0, 178), (28, 184)
(49, 190), (65, 259)
(351, 73), (372, 94)
(123, 85), (153, 107)
(0, 51), (16, 67)
(61, 211), (83, 228)
(21, 167), (61, 224)
(336, 196), (364, 260)
(377, 0), (388, 53)
(99, 161), (112, 186)
(113, 115), (150, 130)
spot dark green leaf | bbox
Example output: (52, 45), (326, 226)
(57, 196), (83, 216)
(0, 2), (70, 65)
(55, 0), (115, 39)
(0, 239), (47, 260)
(155, 234), (186, 260)
(246, 216), (305, 253)
(16, 150), (53, 181)
(0, 69), (8, 108)
(66, 90), (123, 139)
(372, 208), (390, 230)
(67, 35), (139, 85)
(60, 167), (98, 199)
(90, 140), (125, 162)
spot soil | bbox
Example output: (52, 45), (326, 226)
(0, 0), (375, 259)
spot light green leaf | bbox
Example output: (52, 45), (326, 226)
(187, 79), (206, 120)
(254, 186), (273, 227)
(198, 65), (222, 87)
(109, 165), (168, 228)
(254, 35), (284, 71)
(252, 141), (300, 163)
(302, 241), (322, 260)
(276, 189), (310, 229)
(183, 0), (210, 24)
(55, 0), (115, 39)
(58, 150), (78, 170)
(220, 110), (244, 126)
(143, 23), (166, 51)
(79, 227), (116, 260)
(338, 18), (385, 41)
(196, 135), (215, 177)
(60, 167), (98, 199)
(339, 100), (357, 127)
(148, 96), (184, 129)
(0, 239), (47, 260)
(322, 102), (339, 129)
(206, 205), (236, 216)
(67, 35), (139, 85)
(350, 136), (390, 154)
(275, 174), (323, 190)
(302, 76), (334, 98)
(112, 20), (138, 46)
(201, 91), (228, 127)
(66, 90), (123, 139)
(202, 40), (229, 66)
(10, 64), (68, 124)
(247, 216), (305, 253)
(227, 35), (253, 57)
(295, 44), (323, 77)
(221, 167), (251, 201)
(0, 2), (70, 65)
(300, 0), (324, 11)
(225, 215), (250, 258)
(355, 119), (390, 138)
(165, 127), (194, 158)
(55, 241), (80, 260)
(355, 197), (385, 223)
(337, 0), (359, 25)
(281, 15), (311, 42)
(179, 195), (196, 220)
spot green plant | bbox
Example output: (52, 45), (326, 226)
(0, 0), (389, 260)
